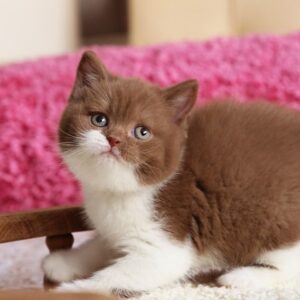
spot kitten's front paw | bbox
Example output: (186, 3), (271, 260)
(217, 267), (275, 289)
(57, 279), (142, 298)
(218, 268), (251, 289)
(56, 280), (110, 295)
(42, 251), (78, 283)
(55, 281), (87, 293)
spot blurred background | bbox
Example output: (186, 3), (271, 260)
(0, 0), (300, 64)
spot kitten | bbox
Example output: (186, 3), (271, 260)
(42, 51), (300, 295)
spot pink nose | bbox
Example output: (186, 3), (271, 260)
(107, 136), (120, 147)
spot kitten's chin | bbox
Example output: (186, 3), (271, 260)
(100, 148), (121, 160)
(61, 150), (144, 193)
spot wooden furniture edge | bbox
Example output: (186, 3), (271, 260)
(0, 290), (115, 300)
(0, 205), (92, 243)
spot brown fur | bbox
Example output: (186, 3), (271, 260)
(60, 51), (300, 273)
(156, 101), (300, 266)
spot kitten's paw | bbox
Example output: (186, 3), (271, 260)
(218, 267), (277, 289)
(56, 280), (110, 295)
(55, 281), (87, 293)
(56, 279), (142, 297)
(42, 251), (79, 283)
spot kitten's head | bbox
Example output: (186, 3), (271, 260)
(59, 51), (198, 192)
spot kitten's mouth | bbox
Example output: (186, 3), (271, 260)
(101, 147), (121, 159)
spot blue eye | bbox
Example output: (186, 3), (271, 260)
(91, 113), (108, 127)
(134, 126), (151, 140)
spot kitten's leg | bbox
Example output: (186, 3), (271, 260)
(218, 241), (300, 288)
(56, 241), (194, 294)
(42, 236), (112, 283)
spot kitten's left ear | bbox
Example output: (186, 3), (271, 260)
(71, 51), (112, 99)
(163, 80), (198, 124)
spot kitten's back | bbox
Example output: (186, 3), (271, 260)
(182, 101), (300, 264)
(188, 100), (300, 182)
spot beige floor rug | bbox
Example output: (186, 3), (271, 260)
(1, 232), (300, 300)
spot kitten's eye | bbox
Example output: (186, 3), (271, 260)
(134, 126), (151, 140)
(91, 113), (108, 127)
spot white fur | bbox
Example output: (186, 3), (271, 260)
(42, 236), (112, 282)
(218, 241), (300, 288)
(51, 187), (223, 294)
(63, 130), (141, 192)
(50, 185), (198, 293)
(43, 129), (223, 294)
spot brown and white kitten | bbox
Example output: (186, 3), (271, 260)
(43, 51), (300, 294)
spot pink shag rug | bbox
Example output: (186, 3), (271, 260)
(1, 33), (300, 213)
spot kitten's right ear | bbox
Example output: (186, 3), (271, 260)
(70, 51), (111, 99)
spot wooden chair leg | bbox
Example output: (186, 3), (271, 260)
(43, 233), (74, 289)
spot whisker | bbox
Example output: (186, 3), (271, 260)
(58, 128), (78, 140)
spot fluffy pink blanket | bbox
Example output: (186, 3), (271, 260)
(1, 34), (300, 213)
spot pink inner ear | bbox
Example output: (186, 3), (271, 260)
(163, 80), (198, 123)
(173, 91), (197, 123)
(174, 95), (193, 123)
(84, 73), (99, 85)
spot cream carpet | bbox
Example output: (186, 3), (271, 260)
(1, 233), (300, 300)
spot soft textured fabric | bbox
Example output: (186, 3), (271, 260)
(1, 33), (300, 212)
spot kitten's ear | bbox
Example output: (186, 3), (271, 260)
(71, 51), (111, 99)
(163, 80), (198, 123)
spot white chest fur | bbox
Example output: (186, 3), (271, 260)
(83, 187), (163, 247)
